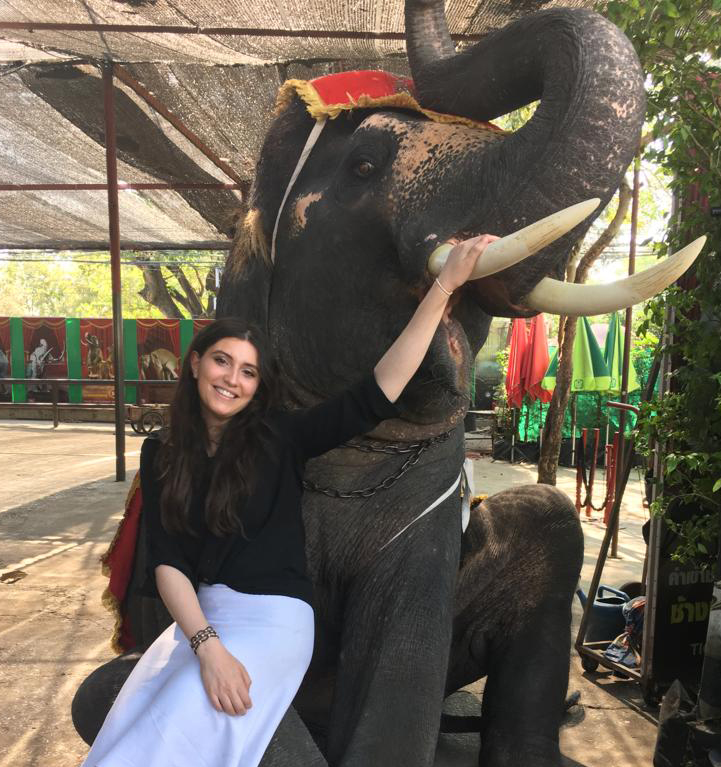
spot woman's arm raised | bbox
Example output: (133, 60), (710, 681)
(155, 565), (253, 716)
(374, 234), (498, 403)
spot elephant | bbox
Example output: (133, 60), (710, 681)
(139, 348), (179, 381)
(73, 3), (648, 766)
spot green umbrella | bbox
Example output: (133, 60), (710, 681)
(542, 316), (611, 392)
(604, 312), (639, 394)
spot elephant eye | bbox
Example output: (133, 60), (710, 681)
(352, 159), (375, 178)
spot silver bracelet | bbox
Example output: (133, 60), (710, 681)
(434, 277), (453, 297)
(190, 625), (219, 654)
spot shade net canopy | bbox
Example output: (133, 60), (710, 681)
(0, 0), (594, 250)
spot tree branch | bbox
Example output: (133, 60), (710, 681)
(575, 180), (633, 285)
(135, 259), (184, 318)
(167, 286), (194, 314)
(166, 263), (204, 317)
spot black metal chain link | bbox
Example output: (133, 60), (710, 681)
(302, 431), (452, 499)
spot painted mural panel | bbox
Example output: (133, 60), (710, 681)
(80, 319), (115, 402)
(22, 317), (67, 401)
(0, 317), (214, 406)
(136, 319), (181, 404)
(0, 317), (10, 401)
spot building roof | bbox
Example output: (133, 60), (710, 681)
(0, 0), (593, 251)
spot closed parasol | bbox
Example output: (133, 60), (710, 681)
(521, 313), (553, 404)
(604, 312), (639, 394)
(505, 318), (529, 409)
(543, 316), (611, 393)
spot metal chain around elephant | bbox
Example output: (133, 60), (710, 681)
(302, 431), (452, 499)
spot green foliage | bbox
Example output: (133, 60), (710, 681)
(493, 346), (513, 434)
(493, 102), (538, 132)
(0, 250), (223, 318)
(604, 0), (721, 563)
(0, 256), (163, 318)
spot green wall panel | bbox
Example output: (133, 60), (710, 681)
(66, 318), (82, 403)
(180, 318), (194, 359)
(9, 317), (25, 402)
(124, 319), (138, 404)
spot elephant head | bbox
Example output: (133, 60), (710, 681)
(218, 3), (647, 435)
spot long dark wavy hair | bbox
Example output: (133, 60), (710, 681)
(156, 318), (284, 537)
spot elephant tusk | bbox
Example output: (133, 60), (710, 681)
(523, 236), (707, 316)
(427, 198), (601, 279)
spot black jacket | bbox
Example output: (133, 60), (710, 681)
(139, 373), (398, 606)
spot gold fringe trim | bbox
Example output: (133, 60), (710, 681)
(276, 78), (506, 137)
(470, 494), (489, 510)
(101, 583), (127, 655)
(99, 471), (141, 654)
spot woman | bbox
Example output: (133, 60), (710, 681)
(80, 233), (497, 767)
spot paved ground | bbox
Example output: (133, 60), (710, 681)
(0, 420), (658, 766)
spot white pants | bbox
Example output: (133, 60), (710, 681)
(81, 585), (315, 767)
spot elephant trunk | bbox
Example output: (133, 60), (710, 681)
(405, 3), (646, 311)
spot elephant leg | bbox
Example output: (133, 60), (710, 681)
(74, 651), (327, 766)
(447, 485), (583, 767)
(259, 707), (328, 767)
(72, 652), (141, 744)
(325, 507), (462, 767)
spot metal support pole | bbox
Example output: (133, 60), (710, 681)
(0, 20), (484, 43)
(575, 428), (585, 514)
(51, 381), (58, 428)
(510, 408), (516, 463)
(538, 401), (544, 450)
(113, 65), (247, 190)
(586, 427), (600, 517)
(0, 182), (241, 191)
(103, 62), (126, 482)
(611, 155), (641, 557)
(570, 394), (578, 466)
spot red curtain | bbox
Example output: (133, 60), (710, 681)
(80, 319), (115, 402)
(22, 318), (67, 379)
(135, 320), (181, 380)
(0, 318), (10, 401)
(0, 318), (9, 365)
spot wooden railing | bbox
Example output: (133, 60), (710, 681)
(0, 378), (176, 428)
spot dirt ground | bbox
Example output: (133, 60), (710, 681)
(0, 420), (658, 767)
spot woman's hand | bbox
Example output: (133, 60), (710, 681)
(373, 232), (499, 403)
(437, 233), (500, 293)
(197, 639), (253, 716)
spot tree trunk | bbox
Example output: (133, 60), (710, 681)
(137, 261), (184, 319)
(538, 317), (578, 484)
(166, 263), (205, 317)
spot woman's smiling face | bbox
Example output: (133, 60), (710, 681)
(190, 337), (260, 430)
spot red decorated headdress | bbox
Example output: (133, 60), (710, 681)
(276, 70), (502, 135)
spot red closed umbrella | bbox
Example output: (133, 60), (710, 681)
(521, 314), (553, 404)
(505, 318), (529, 408)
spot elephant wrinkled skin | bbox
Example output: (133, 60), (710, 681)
(73, 3), (645, 766)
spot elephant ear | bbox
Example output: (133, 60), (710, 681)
(216, 207), (273, 333)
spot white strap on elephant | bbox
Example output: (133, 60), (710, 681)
(271, 118), (328, 264)
(380, 470), (465, 551)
